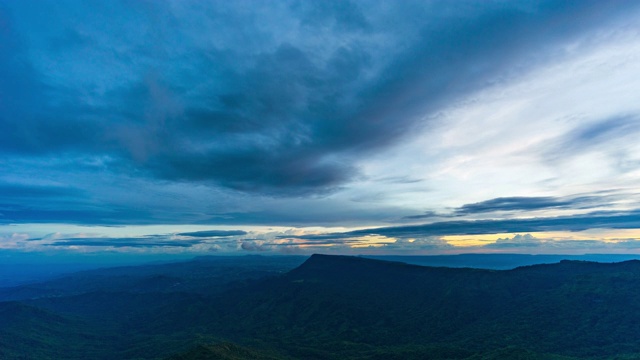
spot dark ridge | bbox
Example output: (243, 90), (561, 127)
(286, 253), (469, 284)
(511, 258), (640, 272)
(298, 253), (640, 274)
(285, 254), (640, 297)
(291, 253), (480, 274)
(293, 253), (420, 270)
(364, 253), (640, 270)
(210, 253), (640, 358)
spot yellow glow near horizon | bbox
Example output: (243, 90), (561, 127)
(442, 229), (640, 247)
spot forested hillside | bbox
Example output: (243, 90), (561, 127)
(2, 255), (640, 359)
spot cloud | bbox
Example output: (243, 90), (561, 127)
(403, 211), (445, 220)
(0, 183), (82, 199)
(176, 230), (247, 238)
(47, 236), (203, 248)
(482, 235), (640, 252)
(3, 0), (638, 198)
(22, 231), (243, 249)
(382, 236), (454, 251)
(0, 233), (30, 249)
(290, 209), (640, 242)
(0, 205), (155, 226)
(453, 195), (605, 215)
(399, 191), (632, 221)
(240, 241), (271, 252)
(0, 0), (639, 235)
(542, 115), (640, 166)
(606, 240), (640, 249)
(484, 234), (543, 248)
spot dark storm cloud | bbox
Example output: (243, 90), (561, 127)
(2, 0), (637, 199)
(177, 230), (247, 237)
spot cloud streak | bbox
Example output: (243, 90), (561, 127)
(177, 230), (247, 238)
(453, 195), (608, 215)
(47, 238), (203, 248)
(290, 209), (640, 243)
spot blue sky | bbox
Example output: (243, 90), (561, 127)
(2, 0), (640, 256)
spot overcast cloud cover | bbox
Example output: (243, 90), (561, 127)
(2, 0), (640, 254)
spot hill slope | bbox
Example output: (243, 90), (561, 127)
(4, 254), (640, 359)
(208, 255), (640, 358)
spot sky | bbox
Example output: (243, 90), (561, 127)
(2, 0), (640, 257)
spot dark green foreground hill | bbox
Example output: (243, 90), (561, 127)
(3, 254), (640, 359)
(204, 255), (640, 359)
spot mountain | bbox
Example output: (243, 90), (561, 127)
(0, 301), (105, 359)
(0, 255), (306, 302)
(207, 255), (640, 359)
(0, 255), (306, 360)
(4, 254), (640, 359)
(364, 253), (640, 269)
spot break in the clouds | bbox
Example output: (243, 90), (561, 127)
(2, 1), (640, 253)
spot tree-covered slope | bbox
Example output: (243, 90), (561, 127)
(207, 255), (640, 359)
(4, 254), (640, 359)
(0, 301), (104, 359)
(166, 342), (286, 360)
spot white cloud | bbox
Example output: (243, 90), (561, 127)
(0, 233), (31, 249)
(355, 26), (640, 214)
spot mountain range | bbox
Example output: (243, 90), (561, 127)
(2, 254), (640, 359)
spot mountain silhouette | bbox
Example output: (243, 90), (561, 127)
(3, 254), (640, 359)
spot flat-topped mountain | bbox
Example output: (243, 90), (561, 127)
(212, 254), (640, 359)
(3, 254), (640, 359)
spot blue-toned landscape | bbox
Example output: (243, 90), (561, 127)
(2, 0), (640, 358)
(3, 254), (640, 359)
